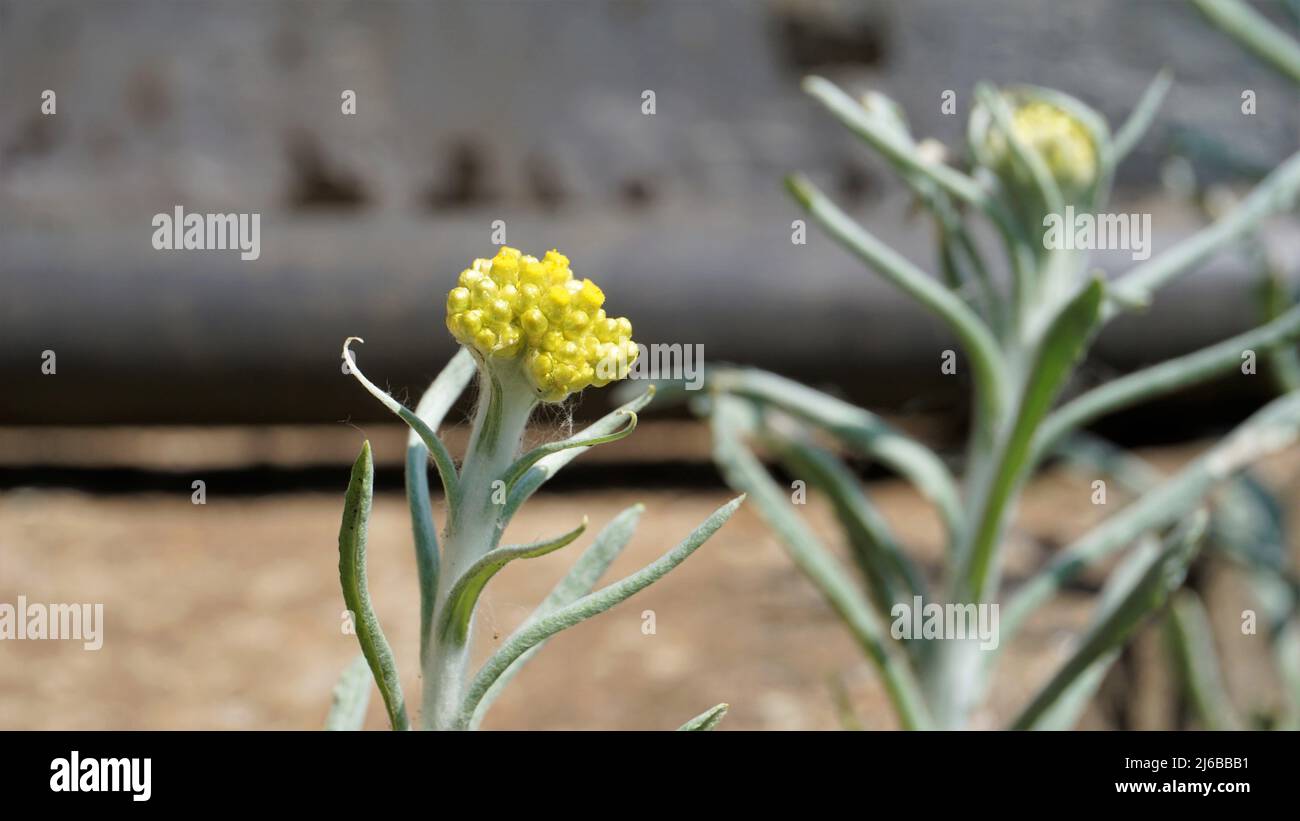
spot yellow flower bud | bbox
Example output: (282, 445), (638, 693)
(473, 277), (498, 305)
(985, 98), (1098, 195)
(447, 287), (471, 313)
(521, 260), (547, 286)
(458, 269), (483, 289)
(490, 298), (513, 323)
(541, 330), (564, 352)
(491, 249), (520, 283)
(577, 279), (604, 310)
(542, 285), (571, 320)
(521, 308), (548, 340)
(565, 310), (590, 332)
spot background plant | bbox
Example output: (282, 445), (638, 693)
(687, 1), (1300, 729)
(1146, 0), (1300, 731)
(326, 248), (743, 731)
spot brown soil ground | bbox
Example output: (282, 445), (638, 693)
(0, 426), (1295, 730)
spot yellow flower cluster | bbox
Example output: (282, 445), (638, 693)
(445, 247), (638, 402)
(1000, 100), (1098, 193)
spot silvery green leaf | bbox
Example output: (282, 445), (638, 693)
(338, 442), (409, 731)
(1034, 301), (1300, 462)
(711, 396), (932, 729)
(1193, 0), (1300, 85)
(1006, 390), (1300, 640)
(460, 494), (744, 729)
(406, 347), (476, 668)
(1167, 591), (1241, 730)
(1012, 512), (1207, 729)
(801, 75), (993, 212)
(324, 654), (373, 731)
(1274, 619), (1300, 729)
(438, 518), (588, 645)
(343, 337), (461, 510)
(711, 366), (963, 545)
(961, 278), (1103, 600)
(1106, 150), (1300, 317)
(1026, 534), (1159, 730)
(1258, 268), (1300, 394)
(1210, 474), (1288, 574)
(470, 504), (644, 729)
(769, 434), (926, 617)
(502, 386), (655, 524)
(785, 173), (1008, 428)
(501, 410), (637, 491)
(1111, 70), (1173, 165)
(411, 348), (476, 441)
(676, 703), (729, 731)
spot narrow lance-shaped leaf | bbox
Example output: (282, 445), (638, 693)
(1012, 511), (1207, 730)
(1192, 0), (1300, 85)
(338, 442), (410, 731)
(711, 366), (964, 545)
(768, 432), (927, 615)
(711, 396), (932, 729)
(500, 411), (637, 492)
(1106, 149), (1300, 317)
(1258, 267), (1300, 394)
(343, 337), (461, 511)
(459, 494), (745, 729)
(470, 504), (645, 729)
(677, 703), (729, 731)
(786, 174), (1008, 427)
(1274, 619), (1300, 730)
(1033, 300), (1300, 464)
(801, 76), (995, 214)
(1166, 591), (1242, 731)
(850, 88), (1001, 328)
(1110, 69), (1174, 166)
(438, 518), (588, 646)
(407, 347), (476, 668)
(500, 387), (655, 530)
(1020, 533), (1159, 729)
(324, 654), (373, 731)
(801, 75), (1039, 300)
(960, 278), (1103, 601)
(1004, 390), (1300, 641)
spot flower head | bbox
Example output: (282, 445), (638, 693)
(987, 99), (1098, 194)
(445, 247), (638, 402)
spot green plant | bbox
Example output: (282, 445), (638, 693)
(1059, 432), (1300, 729)
(327, 246), (743, 730)
(695, 48), (1300, 728)
(1156, 0), (1300, 731)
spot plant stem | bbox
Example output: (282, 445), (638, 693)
(422, 359), (537, 730)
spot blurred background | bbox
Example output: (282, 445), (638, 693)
(1, 0), (1298, 729)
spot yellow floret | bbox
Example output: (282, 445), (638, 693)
(444, 247), (637, 402)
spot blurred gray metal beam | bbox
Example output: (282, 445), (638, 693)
(2, 201), (1295, 424)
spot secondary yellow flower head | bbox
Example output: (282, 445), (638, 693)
(989, 99), (1098, 193)
(445, 247), (638, 402)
